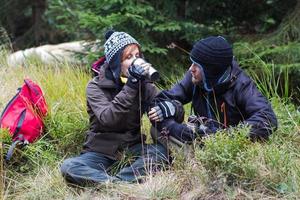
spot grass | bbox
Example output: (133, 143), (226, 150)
(234, 41), (300, 104)
(0, 49), (300, 199)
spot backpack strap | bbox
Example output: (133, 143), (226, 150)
(5, 134), (28, 161)
(6, 140), (23, 161)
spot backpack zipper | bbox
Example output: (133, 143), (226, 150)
(12, 109), (27, 140)
(0, 88), (21, 124)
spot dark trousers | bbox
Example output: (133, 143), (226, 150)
(60, 143), (168, 185)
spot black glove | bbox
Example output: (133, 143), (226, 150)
(126, 65), (148, 89)
(128, 65), (147, 81)
(126, 66), (145, 89)
(196, 121), (219, 137)
(164, 121), (196, 142)
(186, 115), (219, 137)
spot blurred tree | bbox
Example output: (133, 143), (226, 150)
(0, 0), (297, 54)
(43, 0), (295, 71)
(45, 0), (296, 50)
(264, 0), (300, 44)
(0, 0), (65, 50)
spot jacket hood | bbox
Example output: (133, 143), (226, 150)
(201, 59), (242, 94)
(94, 63), (118, 89)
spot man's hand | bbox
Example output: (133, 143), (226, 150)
(148, 101), (176, 122)
(196, 121), (219, 137)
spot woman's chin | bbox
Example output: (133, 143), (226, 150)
(121, 72), (129, 78)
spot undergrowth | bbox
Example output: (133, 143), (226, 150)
(0, 46), (300, 199)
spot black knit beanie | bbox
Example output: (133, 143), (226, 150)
(190, 36), (233, 79)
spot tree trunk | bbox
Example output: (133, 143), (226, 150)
(266, 0), (300, 44)
(32, 0), (47, 45)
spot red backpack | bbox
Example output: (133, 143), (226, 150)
(0, 79), (48, 160)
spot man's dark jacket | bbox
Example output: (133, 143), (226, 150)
(83, 67), (158, 159)
(153, 60), (278, 141)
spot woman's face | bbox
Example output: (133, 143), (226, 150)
(121, 44), (141, 77)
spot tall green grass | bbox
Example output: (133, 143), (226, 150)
(234, 41), (300, 104)
(1, 57), (90, 171)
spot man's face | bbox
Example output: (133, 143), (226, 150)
(189, 63), (202, 84)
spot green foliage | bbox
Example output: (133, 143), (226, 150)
(1, 47), (300, 198)
(195, 126), (257, 183)
(190, 94), (300, 196)
(263, 144), (299, 193)
(41, 66), (90, 155)
(44, 0), (297, 71)
(0, 57), (90, 174)
(263, 1), (300, 45)
(234, 41), (300, 103)
(0, 0), (297, 58)
(46, 0), (296, 39)
(0, 129), (12, 144)
(0, 27), (11, 51)
(47, 0), (178, 55)
(2, 17), (300, 196)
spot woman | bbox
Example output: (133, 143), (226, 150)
(60, 31), (168, 185)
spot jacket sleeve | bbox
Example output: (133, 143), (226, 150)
(143, 81), (160, 112)
(86, 80), (138, 128)
(158, 119), (196, 142)
(154, 72), (194, 105)
(236, 76), (278, 140)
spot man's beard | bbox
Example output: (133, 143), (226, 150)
(192, 76), (201, 84)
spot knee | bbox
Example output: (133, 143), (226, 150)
(60, 157), (78, 176)
(153, 143), (168, 156)
(147, 143), (169, 161)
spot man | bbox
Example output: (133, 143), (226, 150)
(148, 36), (277, 143)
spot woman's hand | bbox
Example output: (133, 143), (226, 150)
(148, 101), (176, 122)
(128, 59), (150, 80)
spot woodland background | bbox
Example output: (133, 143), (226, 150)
(0, 0), (300, 199)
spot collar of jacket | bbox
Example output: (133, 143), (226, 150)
(93, 64), (117, 89)
(200, 60), (242, 94)
(95, 75), (118, 89)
